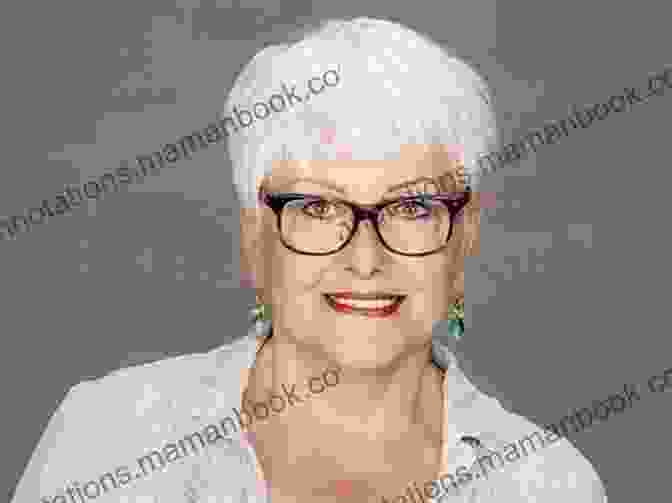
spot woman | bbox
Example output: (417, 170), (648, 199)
(13, 17), (606, 503)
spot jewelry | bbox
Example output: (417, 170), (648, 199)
(447, 298), (465, 340)
(251, 295), (271, 324)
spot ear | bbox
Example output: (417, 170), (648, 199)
(239, 207), (265, 292)
(464, 191), (481, 257)
(438, 164), (480, 257)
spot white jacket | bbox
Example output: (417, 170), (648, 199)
(12, 326), (607, 503)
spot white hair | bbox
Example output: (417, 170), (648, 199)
(224, 17), (499, 208)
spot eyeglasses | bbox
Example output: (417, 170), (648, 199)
(261, 189), (471, 256)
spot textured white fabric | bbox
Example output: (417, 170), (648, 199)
(12, 326), (606, 503)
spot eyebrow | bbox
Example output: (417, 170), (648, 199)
(385, 177), (440, 193)
(280, 176), (441, 195)
(278, 177), (347, 194)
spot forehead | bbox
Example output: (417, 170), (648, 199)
(267, 144), (461, 201)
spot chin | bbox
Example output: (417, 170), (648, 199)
(309, 322), (429, 371)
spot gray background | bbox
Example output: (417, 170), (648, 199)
(1, 1), (670, 501)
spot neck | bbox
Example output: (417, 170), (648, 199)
(244, 331), (444, 440)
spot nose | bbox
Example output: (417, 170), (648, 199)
(342, 219), (386, 278)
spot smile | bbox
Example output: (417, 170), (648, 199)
(323, 293), (406, 317)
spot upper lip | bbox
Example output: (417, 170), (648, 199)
(324, 292), (405, 299)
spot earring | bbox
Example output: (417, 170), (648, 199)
(447, 299), (465, 340)
(251, 295), (272, 324)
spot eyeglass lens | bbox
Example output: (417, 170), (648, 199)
(280, 197), (452, 255)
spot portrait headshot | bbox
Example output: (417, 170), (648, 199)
(12, 16), (610, 503)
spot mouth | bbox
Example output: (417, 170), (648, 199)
(323, 292), (406, 317)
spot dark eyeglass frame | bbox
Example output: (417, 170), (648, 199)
(261, 188), (471, 257)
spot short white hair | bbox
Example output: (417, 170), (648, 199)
(224, 17), (499, 208)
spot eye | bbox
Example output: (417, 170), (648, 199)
(302, 199), (338, 219)
(388, 198), (433, 219)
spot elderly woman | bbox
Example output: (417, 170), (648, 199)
(13, 17), (606, 503)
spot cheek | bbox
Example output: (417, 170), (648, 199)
(407, 247), (462, 284)
(404, 254), (460, 317)
(267, 245), (328, 294)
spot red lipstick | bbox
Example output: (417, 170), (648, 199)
(323, 292), (405, 318)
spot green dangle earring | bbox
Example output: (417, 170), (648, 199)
(446, 298), (465, 340)
(251, 294), (272, 324)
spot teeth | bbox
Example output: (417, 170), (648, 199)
(326, 295), (400, 309)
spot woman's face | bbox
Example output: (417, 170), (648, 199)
(241, 144), (480, 370)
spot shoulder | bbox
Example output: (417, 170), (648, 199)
(11, 336), (255, 502)
(465, 394), (607, 502)
(441, 351), (607, 502)
(506, 426), (606, 502)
